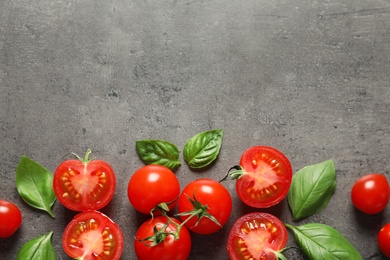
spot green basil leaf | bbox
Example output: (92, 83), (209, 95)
(285, 223), (362, 260)
(287, 160), (336, 220)
(183, 129), (223, 169)
(136, 140), (181, 170)
(16, 231), (56, 260)
(16, 156), (56, 218)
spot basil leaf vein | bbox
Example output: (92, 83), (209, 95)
(136, 140), (181, 170)
(183, 129), (223, 169)
(16, 231), (56, 260)
(286, 223), (362, 260)
(16, 156), (56, 218)
(287, 160), (336, 220)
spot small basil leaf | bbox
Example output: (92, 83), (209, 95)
(287, 160), (336, 220)
(16, 231), (56, 260)
(285, 223), (362, 260)
(136, 140), (181, 170)
(183, 129), (223, 169)
(16, 156), (56, 218)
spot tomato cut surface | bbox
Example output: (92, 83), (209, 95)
(53, 155), (116, 211)
(134, 216), (191, 260)
(227, 212), (287, 260)
(62, 210), (124, 260)
(237, 146), (292, 208)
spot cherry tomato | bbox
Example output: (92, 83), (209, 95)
(177, 178), (232, 235)
(227, 212), (288, 260)
(351, 173), (389, 214)
(127, 165), (180, 215)
(62, 210), (124, 260)
(378, 223), (390, 258)
(236, 146), (292, 208)
(0, 200), (22, 238)
(53, 150), (116, 211)
(134, 216), (191, 260)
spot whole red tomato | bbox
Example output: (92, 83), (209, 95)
(227, 212), (288, 260)
(53, 150), (116, 211)
(378, 223), (390, 258)
(235, 146), (292, 208)
(127, 164), (180, 215)
(62, 210), (124, 260)
(134, 216), (191, 260)
(177, 178), (232, 235)
(351, 173), (389, 214)
(0, 200), (22, 238)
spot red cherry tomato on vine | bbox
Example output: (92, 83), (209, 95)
(235, 146), (292, 208)
(0, 200), (22, 238)
(53, 150), (116, 211)
(177, 178), (232, 235)
(227, 212), (288, 260)
(134, 216), (191, 260)
(127, 164), (180, 215)
(351, 173), (389, 214)
(378, 223), (390, 258)
(62, 210), (124, 260)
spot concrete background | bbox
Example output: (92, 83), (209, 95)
(1, 0), (390, 259)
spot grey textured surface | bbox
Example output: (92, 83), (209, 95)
(1, 0), (390, 259)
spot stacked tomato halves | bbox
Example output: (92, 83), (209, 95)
(127, 164), (233, 260)
(53, 150), (124, 260)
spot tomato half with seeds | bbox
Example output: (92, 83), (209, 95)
(53, 150), (116, 211)
(63, 210), (124, 260)
(127, 165), (180, 215)
(227, 212), (287, 260)
(235, 146), (292, 208)
(134, 216), (191, 260)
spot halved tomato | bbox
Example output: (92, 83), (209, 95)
(53, 150), (116, 211)
(235, 146), (292, 208)
(227, 212), (288, 260)
(62, 210), (124, 260)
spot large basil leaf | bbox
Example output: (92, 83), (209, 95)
(136, 140), (181, 170)
(285, 223), (362, 260)
(16, 156), (56, 218)
(16, 231), (56, 260)
(183, 129), (223, 169)
(287, 160), (336, 220)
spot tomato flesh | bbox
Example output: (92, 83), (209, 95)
(0, 200), (22, 238)
(237, 146), (292, 208)
(134, 216), (191, 260)
(62, 210), (123, 260)
(351, 173), (389, 214)
(53, 159), (116, 211)
(227, 212), (287, 260)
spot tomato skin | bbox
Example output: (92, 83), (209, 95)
(62, 210), (124, 260)
(53, 158), (116, 211)
(177, 178), (232, 235)
(378, 223), (390, 257)
(351, 173), (389, 214)
(0, 200), (22, 238)
(237, 146), (292, 208)
(127, 165), (180, 215)
(134, 216), (191, 260)
(227, 212), (288, 260)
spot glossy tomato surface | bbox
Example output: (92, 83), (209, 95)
(351, 173), (390, 214)
(53, 155), (116, 211)
(227, 212), (288, 260)
(0, 200), (22, 238)
(378, 223), (390, 258)
(134, 216), (191, 260)
(62, 210), (124, 260)
(237, 146), (292, 208)
(177, 178), (232, 235)
(127, 164), (180, 214)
